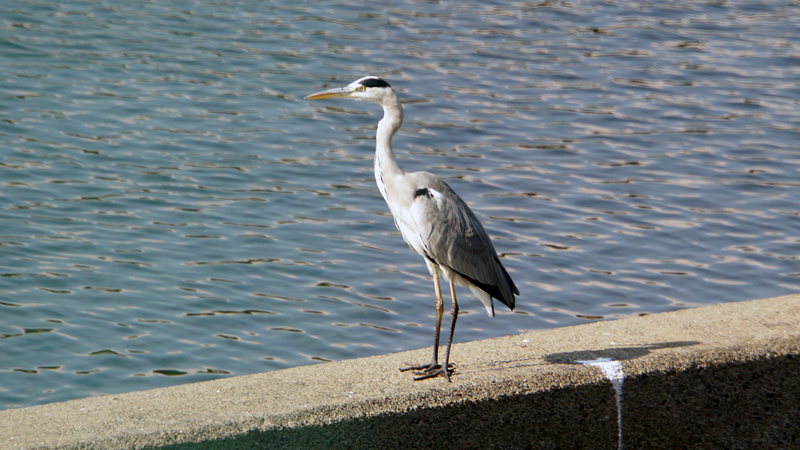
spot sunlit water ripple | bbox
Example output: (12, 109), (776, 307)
(1, 0), (798, 409)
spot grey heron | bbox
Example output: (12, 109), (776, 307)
(305, 76), (518, 381)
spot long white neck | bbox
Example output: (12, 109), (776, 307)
(374, 92), (404, 202)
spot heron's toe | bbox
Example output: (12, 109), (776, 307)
(399, 362), (440, 373)
(400, 362), (454, 381)
(412, 365), (454, 382)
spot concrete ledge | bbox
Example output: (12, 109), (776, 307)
(2, 294), (799, 449)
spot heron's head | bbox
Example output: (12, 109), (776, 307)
(305, 76), (394, 104)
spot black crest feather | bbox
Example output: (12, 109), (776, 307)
(360, 77), (391, 89)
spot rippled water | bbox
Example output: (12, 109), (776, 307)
(1, 0), (799, 409)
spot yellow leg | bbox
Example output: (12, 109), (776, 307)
(431, 272), (444, 367)
(400, 265), (445, 375)
(403, 276), (457, 382)
(440, 278), (459, 382)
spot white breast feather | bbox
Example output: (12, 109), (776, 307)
(392, 187), (445, 263)
(396, 206), (429, 259)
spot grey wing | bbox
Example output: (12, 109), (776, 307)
(408, 176), (518, 310)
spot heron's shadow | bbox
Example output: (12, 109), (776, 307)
(544, 341), (701, 365)
(457, 340), (702, 378)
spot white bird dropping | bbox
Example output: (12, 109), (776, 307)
(578, 358), (625, 450)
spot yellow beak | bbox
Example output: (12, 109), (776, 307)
(304, 86), (353, 100)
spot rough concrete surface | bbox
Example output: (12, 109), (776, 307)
(1, 294), (798, 449)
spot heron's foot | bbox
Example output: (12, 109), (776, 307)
(399, 363), (455, 381)
(400, 362), (438, 373)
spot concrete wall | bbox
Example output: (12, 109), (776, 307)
(2, 294), (798, 449)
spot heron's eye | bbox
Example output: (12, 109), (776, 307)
(358, 86), (366, 91)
